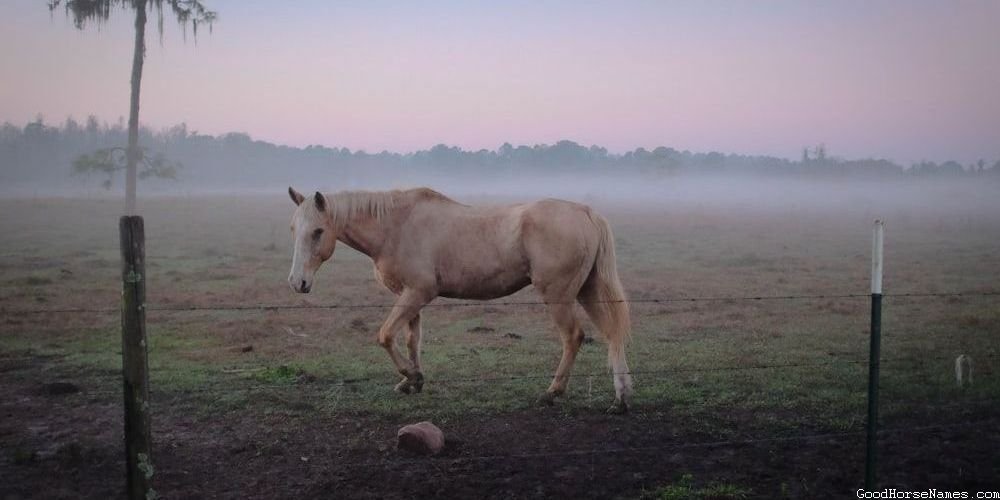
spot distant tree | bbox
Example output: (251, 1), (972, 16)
(939, 161), (964, 175)
(498, 142), (514, 161)
(48, 0), (216, 214)
(7, 113), (951, 187)
(72, 146), (180, 190)
(632, 147), (650, 164)
(427, 144), (463, 167)
(814, 143), (827, 162)
(648, 146), (680, 173)
(85, 115), (100, 135)
(63, 116), (80, 134)
(703, 151), (725, 169)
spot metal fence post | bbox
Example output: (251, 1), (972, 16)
(865, 219), (884, 490)
(120, 216), (153, 499)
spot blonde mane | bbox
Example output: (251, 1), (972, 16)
(325, 190), (399, 228)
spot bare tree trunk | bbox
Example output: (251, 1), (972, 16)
(125, 0), (148, 215)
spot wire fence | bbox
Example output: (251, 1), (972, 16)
(50, 381), (1000, 415)
(13, 348), (997, 406)
(4, 289), (997, 395)
(2, 289), (998, 315)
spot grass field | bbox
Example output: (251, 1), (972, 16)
(1, 180), (998, 499)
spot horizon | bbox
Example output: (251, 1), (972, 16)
(2, 1), (999, 165)
(7, 112), (975, 166)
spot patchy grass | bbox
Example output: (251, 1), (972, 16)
(640, 474), (752, 500)
(252, 364), (312, 385)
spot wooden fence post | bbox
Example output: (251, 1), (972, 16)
(120, 216), (153, 499)
(864, 219), (884, 490)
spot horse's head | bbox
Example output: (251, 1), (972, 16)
(287, 187), (336, 293)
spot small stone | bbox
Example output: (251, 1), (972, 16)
(504, 332), (522, 339)
(397, 421), (445, 456)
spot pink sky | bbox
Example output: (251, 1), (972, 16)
(2, 0), (998, 164)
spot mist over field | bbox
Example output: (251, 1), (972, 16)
(3, 116), (999, 220)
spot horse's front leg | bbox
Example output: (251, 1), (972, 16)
(399, 313), (424, 393)
(376, 289), (429, 394)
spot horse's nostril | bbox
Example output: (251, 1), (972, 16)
(300, 280), (307, 290)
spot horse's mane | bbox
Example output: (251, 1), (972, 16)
(326, 188), (450, 228)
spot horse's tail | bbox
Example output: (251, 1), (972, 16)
(579, 212), (632, 399)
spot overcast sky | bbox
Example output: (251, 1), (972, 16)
(2, 0), (998, 164)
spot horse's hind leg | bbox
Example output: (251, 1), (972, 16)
(537, 302), (585, 406)
(579, 294), (632, 414)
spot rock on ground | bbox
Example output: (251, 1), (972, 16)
(397, 421), (445, 456)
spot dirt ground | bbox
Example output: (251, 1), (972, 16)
(2, 359), (997, 500)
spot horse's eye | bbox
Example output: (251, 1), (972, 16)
(312, 228), (324, 240)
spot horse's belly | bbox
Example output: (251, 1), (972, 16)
(437, 266), (531, 300)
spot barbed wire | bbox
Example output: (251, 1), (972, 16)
(6, 350), (996, 379)
(1, 306), (118, 314)
(2, 290), (997, 315)
(885, 291), (1000, 299)
(21, 352), (997, 398)
(41, 372), (1000, 413)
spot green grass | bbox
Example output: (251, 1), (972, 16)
(640, 474), (752, 500)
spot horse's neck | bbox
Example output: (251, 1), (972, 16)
(338, 214), (385, 259)
(334, 188), (433, 260)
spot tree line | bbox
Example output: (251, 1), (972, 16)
(2, 115), (998, 192)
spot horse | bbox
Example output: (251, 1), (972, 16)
(286, 187), (633, 413)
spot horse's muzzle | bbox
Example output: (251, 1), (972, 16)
(289, 276), (311, 293)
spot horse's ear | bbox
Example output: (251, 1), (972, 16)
(288, 187), (305, 206)
(314, 192), (327, 212)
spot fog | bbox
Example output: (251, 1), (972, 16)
(3, 116), (999, 219)
(434, 172), (998, 214)
(6, 171), (999, 224)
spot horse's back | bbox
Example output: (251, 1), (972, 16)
(402, 198), (532, 299)
(389, 194), (603, 300)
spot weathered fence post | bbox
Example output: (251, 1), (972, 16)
(120, 216), (153, 499)
(864, 219), (884, 490)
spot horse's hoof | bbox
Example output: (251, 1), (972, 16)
(394, 372), (424, 394)
(536, 392), (557, 406)
(606, 400), (629, 415)
(394, 380), (413, 394)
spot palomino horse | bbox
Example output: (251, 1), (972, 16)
(286, 187), (633, 413)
